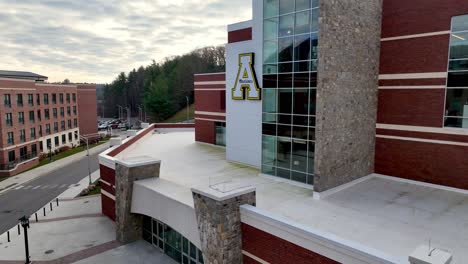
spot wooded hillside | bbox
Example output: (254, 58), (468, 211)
(103, 45), (225, 122)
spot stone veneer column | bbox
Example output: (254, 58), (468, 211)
(115, 156), (160, 243)
(314, 0), (383, 193)
(192, 186), (256, 264)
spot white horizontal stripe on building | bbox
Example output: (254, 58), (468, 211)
(378, 85), (445, 90)
(195, 117), (226, 123)
(381, 30), (450, 42)
(35, 83), (77, 88)
(376, 123), (468, 136)
(379, 72), (447, 80)
(195, 111), (226, 117)
(194, 88), (226, 91)
(376, 134), (468, 146)
(242, 250), (270, 264)
(101, 189), (116, 200)
(194, 72), (225, 76)
(0, 88), (36, 91)
(194, 81), (226, 85)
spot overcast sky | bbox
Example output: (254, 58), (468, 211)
(0, 0), (251, 83)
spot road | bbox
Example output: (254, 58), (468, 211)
(0, 152), (100, 234)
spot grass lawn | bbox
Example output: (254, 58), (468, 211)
(162, 104), (194, 123)
(33, 139), (109, 169)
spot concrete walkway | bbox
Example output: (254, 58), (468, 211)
(0, 143), (110, 195)
(0, 190), (175, 263)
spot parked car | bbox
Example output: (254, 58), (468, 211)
(98, 123), (109, 130)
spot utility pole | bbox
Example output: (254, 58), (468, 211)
(76, 132), (91, 185)
(126, 106), (131, 128)
(116, 105), (123, 120)
(186, 96), (189, 122)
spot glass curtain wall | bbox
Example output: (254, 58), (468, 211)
(143, 216), (204, 264)
(445, 14), (468, 128)
(261, 0), (319, 185)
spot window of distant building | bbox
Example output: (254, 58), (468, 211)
(17, 94), (23, 107)
(4, 94), (11, 107)
(445, 14), (468, 128)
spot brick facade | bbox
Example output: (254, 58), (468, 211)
(241, 223), (340, 264)
(0, 78), (94, 176)
(77, 85), (98, 137)
(194, 73), (226, 145)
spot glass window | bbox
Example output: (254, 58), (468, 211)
(59, 93), (64, 103)
(311, 8), (319, 32)
(278, 89), (293, 113)
(263, 89), (277, 113)
(7, 132), (14, 145)
(6, 113), (12, 126)
(4, 94), (11, 106)
(8, 150), (15, 162)
(52, 93), (57, 104)
(452, 15), (468, 32)
(278, 37), (293, 62)
(55, 136), (59, 146)
(18, 112), (24, 124)
(30, 128), (36, 139)
(264, 0), (279, 18)
(294, 34), (311, 61)
(44, 94), (49, 104)
(264, 40), (278, 64)
(445, 15), (468, 129)
(449, 32), (468, 60)
(262, 0), (318, 184)
(215, 122), (226, 146)
(264, 18), (279, 40)
(28, 94), (33, 105)
(62, 134), (66, 144)
(279, 14), (294, 37)
(262, 135), (277, 166)
(296, 0), (310, 11)
(279, 0), (294, 15)
(295, 10), (311, 34)
(17, 94), (23, 106)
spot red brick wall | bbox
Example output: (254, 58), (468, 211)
(228, 28), (252, 43)
(195, 119), (215, 144)
(100, 164), (115, 186)
(0, 79), (80, 175)
(194, 73), (225, 145)
(379, 34), (449, 74)
(101, 194), (116, 221)
(375, 137), (468, 189)
(77, 85), (97, 136)
(242, 223), (340, 264)
(381, 0), (468, 38)
(377, 89), (445, 127)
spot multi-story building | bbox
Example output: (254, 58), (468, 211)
(99, 1), (468, 264)
(0, 70), (97, 177)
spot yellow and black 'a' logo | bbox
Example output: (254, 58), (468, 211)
(232, 53), (261, 100)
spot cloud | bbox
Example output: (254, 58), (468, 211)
(0, 0), (252, 83)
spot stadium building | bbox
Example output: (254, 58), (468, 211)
(99, 1), (468, 263)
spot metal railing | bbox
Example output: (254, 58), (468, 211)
(0, 152), (38, 171)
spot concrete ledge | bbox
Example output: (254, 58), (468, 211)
(116, 156), (160, 168)
(240, 205), (405, 264)
(191, 186), (255, 202)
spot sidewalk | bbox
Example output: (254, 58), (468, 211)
(0, 194), (175, 264)
(0, 142), (110, 194)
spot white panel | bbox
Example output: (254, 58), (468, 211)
(225, 0), (263, 168)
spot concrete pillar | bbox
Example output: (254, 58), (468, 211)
(314, 0), (383, 192)
(115, 156), (160, 243)
(192, 186), (256, 264)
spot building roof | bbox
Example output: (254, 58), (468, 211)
(113, 130), (468, 263)
(0, 70), (48, 81)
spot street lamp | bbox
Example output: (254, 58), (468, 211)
(19, 216), (31, 264)
(47, 143), (52, 162)
(186, 96), (189, 122)
(75, 132), (92, 185)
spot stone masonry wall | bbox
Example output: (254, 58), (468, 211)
(115, 160), (160, 243)
(314, 0), (383, 192)
(192, 191), (256, 264)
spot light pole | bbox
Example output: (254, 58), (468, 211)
(76, 132), (91, 185)
(19, 216), (31, 264)
(126, 106), (131, 128)
(47, 143), (52, 162)
(186, 96), (189, 122)
(116, 105), (123, 120)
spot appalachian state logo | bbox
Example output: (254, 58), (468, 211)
(232, 53), (261, 100)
